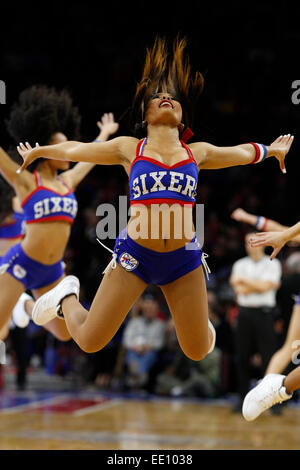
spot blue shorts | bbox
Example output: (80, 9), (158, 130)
(0, 243), (64, 290)
(113, 229), (203, 285)
(296, 294), (300, 305)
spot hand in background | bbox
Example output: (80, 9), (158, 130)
(95, 112), (119, 141)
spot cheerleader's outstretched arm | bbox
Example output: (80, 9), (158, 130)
(17, 135), (136, 172)
(191, 134), (294, 173)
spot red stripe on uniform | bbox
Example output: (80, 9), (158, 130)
(136, 139), (145, 157)
(130, 198), (194, 206)
(0, 234), (24, 240)
(180, 140), (197, 164)
(21, 187), (73, 207)
(25, 215), (74, 224)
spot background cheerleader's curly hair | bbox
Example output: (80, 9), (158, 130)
(6, 85), (81, 170)
(131, 36), (205, 138)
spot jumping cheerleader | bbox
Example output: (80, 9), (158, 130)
(0, 180), (25, 257)
(0, 178), (31, 336)
(17, 37), (293, 362)
(0, 85), (118, 340)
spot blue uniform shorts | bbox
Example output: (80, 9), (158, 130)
(113, 228), (203, 285)
(0, 243), (64, 290)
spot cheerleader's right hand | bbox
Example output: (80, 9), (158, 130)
(16, 142), (40, 172)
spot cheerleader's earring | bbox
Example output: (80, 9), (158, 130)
(178, 123), (185, 133)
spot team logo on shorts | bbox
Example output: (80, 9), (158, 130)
(13, 264), (27, 279)
(119, 252), (139, 271)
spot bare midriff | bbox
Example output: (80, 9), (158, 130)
(21, 221), (71, 264)
(127, 203), (196, 252)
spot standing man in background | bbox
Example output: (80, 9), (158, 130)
(230, 232), (282, 412)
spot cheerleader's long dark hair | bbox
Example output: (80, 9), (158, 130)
(130, 36), (205, 139)
(6, 85), (81, 170)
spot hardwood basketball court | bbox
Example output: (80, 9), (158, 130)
(0, 390), (299, 450)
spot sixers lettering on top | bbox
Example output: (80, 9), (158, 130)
(132, 171), (197, 199)
(33, 197), (78, 219)
(21, 172), (78, 225)
(129, 138), (198, 206)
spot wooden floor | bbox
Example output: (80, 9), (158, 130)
(0, 391), (300, 449)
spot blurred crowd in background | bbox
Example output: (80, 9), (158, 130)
(1, 1), (300, 401)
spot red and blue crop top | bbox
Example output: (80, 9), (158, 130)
(129, 138), (198, 206)
(21, 171), (78, 224)
(0, 211), (25, 239)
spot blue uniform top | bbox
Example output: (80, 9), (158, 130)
(21, 171), (78, 225)
(0, 211), (25, 239)
(129, 138), (198, 206)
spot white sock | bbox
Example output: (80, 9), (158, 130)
(12, 293), (32, 328)
(279, 381), (293, 400)
(208, 319), (216, 354)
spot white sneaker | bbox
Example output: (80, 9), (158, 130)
(242, 374), (292, 421)
(171, 386), (183, 397)
(12, 293), (32, 328)
(207, 320), (216, 354)
(32, 275), (80, 326)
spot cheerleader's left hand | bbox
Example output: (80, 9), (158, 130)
(269, 134), (294, 174)
(249, 231), (286, 259)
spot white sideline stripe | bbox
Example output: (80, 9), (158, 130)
(73, 399), (122, 417)
(0, 429), (221, 446)
(0, 394), (70, 414)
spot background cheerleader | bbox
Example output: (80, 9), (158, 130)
(0, 84), (119, 341)
(0, 177), (32, 338)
